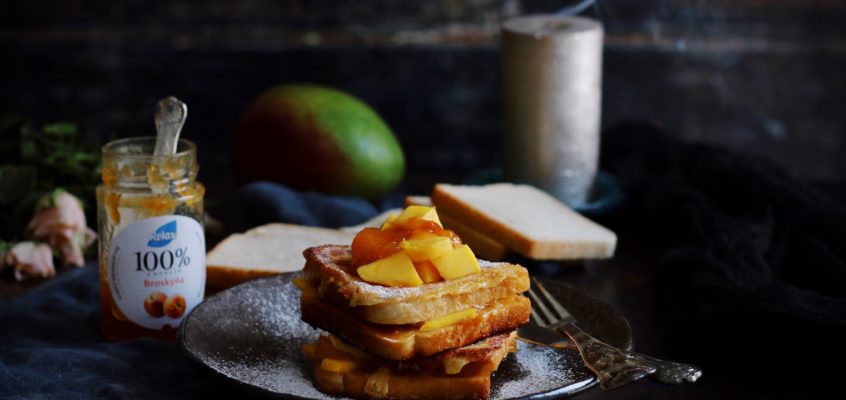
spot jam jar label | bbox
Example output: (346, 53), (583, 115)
(108, 215), (205, 330)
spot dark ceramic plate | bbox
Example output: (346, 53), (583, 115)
(179, 275), (632, 399)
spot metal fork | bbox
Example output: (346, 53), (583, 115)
(527, 278), (702, 390)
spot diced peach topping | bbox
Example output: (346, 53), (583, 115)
(432, 244), (481, 280)
(351, 206), (478, 287)
(414, 260), (444, 283)
(357, 252), (423, 287)
(401, 235), (453, 262)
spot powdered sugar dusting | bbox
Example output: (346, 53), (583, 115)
(181, 274), (614, 399)
(181, 274), (335, 399)
(492, 342), (593, 399)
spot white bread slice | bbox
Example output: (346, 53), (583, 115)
(405, 195), (508, 261)
(431, 183), (616, 260)
(206, 224), (355, 288)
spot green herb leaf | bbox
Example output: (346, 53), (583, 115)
(43, 122), (78, 138)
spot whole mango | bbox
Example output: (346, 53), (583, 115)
(233, 84), (405, 200)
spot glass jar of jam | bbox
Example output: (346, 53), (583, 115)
(96, 137), (206, 341)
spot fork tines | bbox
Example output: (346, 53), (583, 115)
(527, 277), (573, 328)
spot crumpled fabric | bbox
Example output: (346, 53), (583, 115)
(0, 266), (240, 400)
(238, 181), (383, 228)
(602, 123), (846, 383)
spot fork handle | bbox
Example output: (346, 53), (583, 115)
(635, 353), (703, 384)
(558, 323), (655, 390)
(558, 323), (701, 390)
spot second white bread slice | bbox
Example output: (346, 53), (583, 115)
(431, 183), (616, 260)
(206, 223), (356, 288)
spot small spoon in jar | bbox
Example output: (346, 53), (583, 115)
(154, 96), (188, 156)
(151, 96), (188, 194)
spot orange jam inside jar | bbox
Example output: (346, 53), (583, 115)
(96, 138), (206, 341)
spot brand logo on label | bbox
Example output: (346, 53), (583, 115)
(147, 220), (177, 247)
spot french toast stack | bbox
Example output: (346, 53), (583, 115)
(297, 239), (531, 399)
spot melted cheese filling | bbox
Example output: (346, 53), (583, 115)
(443, 357), (471, 375)
(419, 307), (478, 332)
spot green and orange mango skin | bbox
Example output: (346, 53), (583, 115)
(233, 84), (405, 200)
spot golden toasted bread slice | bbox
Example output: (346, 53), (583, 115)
(398, 330), (517, 375)
(300, 284), (530, 360)
(302, 245), (529, 325)
(307, 331), (517, 400)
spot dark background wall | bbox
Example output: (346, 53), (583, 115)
(2, 0), (845, 204)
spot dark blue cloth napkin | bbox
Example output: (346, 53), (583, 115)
(239, 181), (380, 228)
(0, 265), (239, 400)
